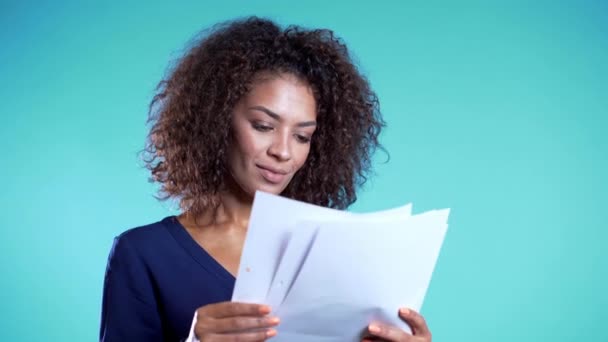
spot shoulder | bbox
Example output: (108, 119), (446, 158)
(108, 216), (178, 261)
(118, 216), (175, 244)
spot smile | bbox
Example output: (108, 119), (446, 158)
(256, 164), (288, 184)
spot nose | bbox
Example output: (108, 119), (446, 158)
(267, 132), (291, 162)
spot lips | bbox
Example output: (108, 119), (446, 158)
(256, 164), (288, 184)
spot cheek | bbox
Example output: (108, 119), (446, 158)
(232, 127), (266, 163)
(292, 145), (312, 171)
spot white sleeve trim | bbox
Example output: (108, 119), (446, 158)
(184, 310), (200, 342)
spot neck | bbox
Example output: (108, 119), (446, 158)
(183, 176), (254, 230)
(216, 187), (253, 229)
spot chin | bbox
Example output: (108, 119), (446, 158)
(255, 184), (285, 195)
(233, 173), (290, 197)
(248, 179), (288, 195)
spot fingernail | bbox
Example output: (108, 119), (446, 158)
(368, 324), (380, 333)
(266, 328), (277, 337)
(267, 316), (280, 324)
(259, 305), (271, 314)
(400, 307), (410, 315)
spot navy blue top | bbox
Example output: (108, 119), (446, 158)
(100, 216), (235, 341)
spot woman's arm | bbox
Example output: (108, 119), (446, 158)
(99, 235), (164, 341)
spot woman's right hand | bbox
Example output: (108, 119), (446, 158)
(194, 302), (279, 341)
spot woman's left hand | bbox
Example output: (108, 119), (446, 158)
(361, 308), (432, 342)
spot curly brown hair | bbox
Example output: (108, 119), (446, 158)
(143, 16), (385, 217)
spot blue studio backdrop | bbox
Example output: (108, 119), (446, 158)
(1, 1), (607, 341)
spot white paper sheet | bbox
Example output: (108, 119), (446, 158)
(274, 210), (449, 341)
(187, 192), (448, 342)
(265, 222), (320, 309)
(232, 191), (412, 303)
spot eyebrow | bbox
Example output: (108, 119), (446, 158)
(249, 106), (317, 127)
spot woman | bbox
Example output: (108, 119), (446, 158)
(100, 17), (433, 342)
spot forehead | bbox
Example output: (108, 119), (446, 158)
(240, 73), (317, 120)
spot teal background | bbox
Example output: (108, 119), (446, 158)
(1, 1), (606, 341)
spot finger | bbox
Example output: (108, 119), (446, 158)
(399, 308), (431, 338)
(211, 316), (280, 333)
(367, 322), (412, 342)
(361, 335), (384, 341)
(200, 302), (271, 318)
(204, 328), (277, 342)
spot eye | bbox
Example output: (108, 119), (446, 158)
(295, 134), (311, 144)
(252, 122), (273, 132)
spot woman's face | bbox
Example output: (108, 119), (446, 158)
(227, 73), (317, 196)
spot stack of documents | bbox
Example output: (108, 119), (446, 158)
(232, 191), (450, 341)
